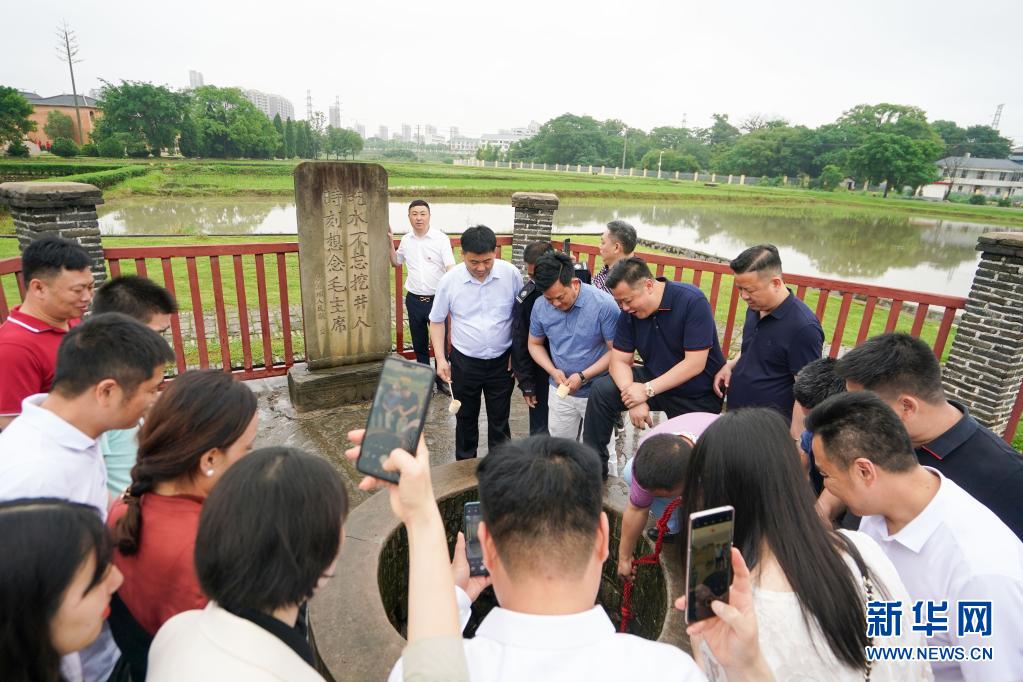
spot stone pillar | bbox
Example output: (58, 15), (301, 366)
(287, 163), (392, 412)
(740, 174), (746, 185)
(510, 192), (559, 275)
(943, 233), (1023, 434)
(728, 174), (733, 184)
(694, 171), (699, 182)
(0, 182), (106, 284)
(711, 173), (716, 182)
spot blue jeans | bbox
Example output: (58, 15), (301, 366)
(622, 457), (681, 534)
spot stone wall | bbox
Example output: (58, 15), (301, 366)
(943, 232), (1023, 434)
(510, 191), (559, 274)
(0, 182), (106, 284)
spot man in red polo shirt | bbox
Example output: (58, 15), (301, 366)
(0, 235), (94, 430)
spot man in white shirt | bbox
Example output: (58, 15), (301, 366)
(0, 312), (174, 682)
(430, 225), (522, 460)
(388, 199), (456, 394)
(387, 435), (774, 682)
(808, 391), (1023, 682)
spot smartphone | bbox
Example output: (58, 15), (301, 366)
(463, 501), (489, 577)
(356, 356), (435, 484)
(562, 237), (571, 256)
(684, 505), (735, 623)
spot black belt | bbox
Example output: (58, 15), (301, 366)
(407, 293), (435, 302)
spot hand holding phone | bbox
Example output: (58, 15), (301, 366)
(685, 505), (735, 624)
(463, 501), (489, 577)
(356, 357), (435, 484)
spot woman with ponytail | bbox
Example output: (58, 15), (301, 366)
(107, 369), (258, 678)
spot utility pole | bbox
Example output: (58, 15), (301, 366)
(621, 127), (628, 169)
(55, 21), (84, 145)
(306, 90), (313, 122)
(657, 150), (664, 175)
(991, 104), (1004, 130)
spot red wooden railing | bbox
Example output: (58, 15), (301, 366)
(1, 237), (1020, 442)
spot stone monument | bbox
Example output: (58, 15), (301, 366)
(287, 163), (392, 411)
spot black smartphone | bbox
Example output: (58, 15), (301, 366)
(356, 356), (435, 484)
(685, 505), (735, 623)
(464, 501), (488, 577)
(562, 237), (571, 256)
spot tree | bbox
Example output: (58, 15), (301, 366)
(99, 81), (189, 157)
(97, 136), (124, 158)
(295, 121), (311, 158)
(283, 118), (296, 158)
(272, 113), (285, 158)
(178, 115), (199, 157)
(960, 125), (1012, 159)
(699, 114), (741, 148)
(718, 125), (818, 177)
(639, 149), (699, 173)
(43, 111), (76, 142)
(847, 133), (942, 197)
(326, 127), (363, 159)
(50, 137), (79, 157)
(818, 164), (844, 191)
(0, 87), (36, 147)
(188, 86), (280, 158)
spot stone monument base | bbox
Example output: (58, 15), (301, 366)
(287, 361), (384, 412)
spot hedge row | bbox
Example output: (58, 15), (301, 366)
(54, 165), (152, 189)
(0, 162), (125, 179)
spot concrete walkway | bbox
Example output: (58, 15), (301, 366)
(248, 367), (662, 509)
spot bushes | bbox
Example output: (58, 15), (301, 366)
(997, 197), (1012, 208)
(97, 137), (125, 158)
(80, 143), (99, 157)
(5, 141), (29, 157)
(50, 138), (79, 158)
(57, 165), (151, 189)
(968, 193), (987, 205)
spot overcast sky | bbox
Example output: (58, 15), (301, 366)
(3, 0), (1020, 144)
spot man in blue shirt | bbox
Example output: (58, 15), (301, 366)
(430, 225), (523, 460)
(714, 244), (824, 437)
(582, 257), (725, 479)
(527, 252), (621, 468)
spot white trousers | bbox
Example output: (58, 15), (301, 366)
(547, 384), (617, 477)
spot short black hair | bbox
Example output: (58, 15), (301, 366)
(460, 225), (497, 255)
(835, 333), (944, 404)
(92, 275), (178, 322)
(793, 357), (845, 410)
(606, 220), (637, 254)
(532, 252), (573, 292)
(408, 199), (430, 212)
(805, 392), (917, 473)
(633, 434), (693, 492)
(523, 240), (553, 265)
(605, 256), (652, 290)
(730, 244), (782, 277)
(477, 436), (603, 578)
(52, 312), (175, 398)
(21, 235), (92, 284)
(195, 447), (348, 613)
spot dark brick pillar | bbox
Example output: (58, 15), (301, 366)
(0, 181), (106, 284)
(943, 232), (1023, 434)
(510, 192), (559, 275)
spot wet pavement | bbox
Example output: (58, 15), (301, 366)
(248, 369), (666, 508)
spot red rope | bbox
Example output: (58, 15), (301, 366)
(619, 497), (681, 633)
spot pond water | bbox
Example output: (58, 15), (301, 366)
(96, 197), (1004, 297)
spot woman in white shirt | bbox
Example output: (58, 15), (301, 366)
(679, 408), (932, 682)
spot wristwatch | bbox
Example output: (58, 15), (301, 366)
(578, 371), (588, 385)
(645, 382), (656, 398)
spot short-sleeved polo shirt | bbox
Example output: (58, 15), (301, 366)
(0, 306), (78, 418)
(529, 284), (619, 398)
(613, 279), (724, 400)
(726, 290), (824, 420)
(916, 401), (1023, 541)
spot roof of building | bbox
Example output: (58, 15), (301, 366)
(938, 156), (1023, 171)
(19, 92), (99, 108)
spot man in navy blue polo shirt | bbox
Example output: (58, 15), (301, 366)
(714, 244), (824, 437)
(830, 332), (1023, 541)
(582, 257), (724, 478)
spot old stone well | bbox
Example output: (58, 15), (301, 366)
(309, 460), (690, 680)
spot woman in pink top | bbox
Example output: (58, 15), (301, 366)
(107, 370), (259, 680)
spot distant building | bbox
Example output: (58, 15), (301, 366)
(449, 126), (460, 139)
(401, 124), (412, 142)
(1011, 146), (1023, 164)
(19, 91), (102, 146)
(355, 124), (366, 139)
(449, 136), (481, 153)
(378, 125), (388, 140)
(241, 89), (295, 121)
(937, 154), (1023, 199)
(478, 121), (540, 153)
(189, 70), (204, 88)
(329, 102), (341, 129)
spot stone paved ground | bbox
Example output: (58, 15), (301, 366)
(249, 368), (665, 509)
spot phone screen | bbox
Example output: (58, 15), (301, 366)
(464, 501), (488, 577)
(685, 505), (734, 623)
(356, 356), (435, 484)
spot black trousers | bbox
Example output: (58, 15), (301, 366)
(582, 366), (723, 477)
(528, 371), (550, 436)
(450, 347), (515, 460)
(405, 292), (447, 386)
